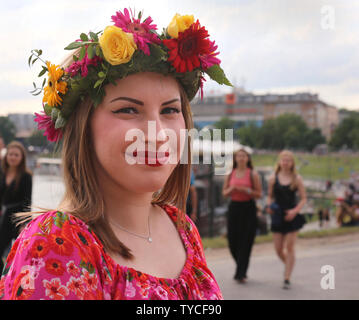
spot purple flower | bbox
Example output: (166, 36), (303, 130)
(199, 40), (221, 70)
(34, 111), (63, 142)
(66, 44), (102, 78)
(111, 8), (161, 55)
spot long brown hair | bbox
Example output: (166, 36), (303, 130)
(274, 150), (298, 190)
(19, 78), (193, 260)
(1, 141), (32, 190)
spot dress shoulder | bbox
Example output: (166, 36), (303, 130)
(0, 211), (106, 300)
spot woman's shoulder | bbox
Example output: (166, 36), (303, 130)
(15, 210), (104, 257)
(1, 210), (106, 300)
(20, 171), (33, 182)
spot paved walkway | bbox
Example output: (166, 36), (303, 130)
(205, 232), (359, 300)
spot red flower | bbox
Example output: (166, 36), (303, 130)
(34, 111), (63, 142)
(49, 231), (74, 256)
(81, 270), (98, 291)
(43, 278), (69, 300)
(45, 258), (65, 276)
(163, 20), (217, 73)
(66, 261), (80, 277)
(30, 239), (50, 258)
(67, 276), (86, 298)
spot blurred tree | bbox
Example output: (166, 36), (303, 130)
(234, 114), (325, 151)
(330, 115), (359, 150)
(0, 117), (16, 144)
(27, 130), (49, 147)
(213, 117), (237, 141)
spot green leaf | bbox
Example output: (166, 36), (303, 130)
(64, 41), (83, 50)
(87, 45), (94, 60)
(204, 64), (233, 86)
(38, 67), (47, 77)
(55, 113), (67, 129)
(94, 79), (103, 89)
(95, 45), (101, 57)
(80, 33), (89, 41)
(42, 78), (47, 88)
(98, 71), (105, 78)
(43, 104), (52, 116)
(89, 31), (99, 42)
(79, 46), (86, 60)
(28, 55), (33, 67)
(51, 108), (59, 122)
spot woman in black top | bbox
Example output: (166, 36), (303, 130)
(0, 141), (32, 272)
(266, 150), (306, 289)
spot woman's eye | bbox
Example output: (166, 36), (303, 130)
(112, 107), (138, 114)
(161, 107), (181, 114)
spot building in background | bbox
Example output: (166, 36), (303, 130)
(191, 90), (339, 140)
(8, 113), (36, 138)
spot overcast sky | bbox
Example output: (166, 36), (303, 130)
(0, 0), (358, 116)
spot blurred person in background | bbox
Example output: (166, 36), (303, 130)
(0, 141), (32, 272)
(222, 148), (262, 283)
(266, 150), (307, 290)
(0, 136), (6, 162)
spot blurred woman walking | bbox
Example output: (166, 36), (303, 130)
(0, 141), (32, 272)
(222, 149), (262, 283)
(266, 150), (307, 289)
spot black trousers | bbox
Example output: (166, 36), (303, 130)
(0, 209), (19, 272)
(226, 200), (257, 279)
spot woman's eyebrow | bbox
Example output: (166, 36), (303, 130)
(161, 98), (180, 106)
(110, 97), (144, 105)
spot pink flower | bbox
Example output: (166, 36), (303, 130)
(34, 111), (63, 142)
(111, 8), (161, 55)
(66, 50), (101, 78)
(199, 40), (221, 70)
(154, 286), (168, 300)
(125, 281), (136, 298)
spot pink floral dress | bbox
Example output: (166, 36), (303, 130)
(0, 204), (223, 300)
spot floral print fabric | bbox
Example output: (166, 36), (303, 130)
(0, 204), (223, 300)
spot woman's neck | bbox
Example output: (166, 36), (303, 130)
(236, 164), (247, 172)
(7, 166), (18, 175)
(97, 166), (158, 235)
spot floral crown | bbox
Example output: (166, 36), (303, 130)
(30, 9), (232, 142)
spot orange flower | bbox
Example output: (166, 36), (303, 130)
(30, 239), (50, 258)
(45, 258), (65, 276)
(49, 231), (74, 256)
(42, 62), (68, 107)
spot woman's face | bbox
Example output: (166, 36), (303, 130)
(90, 72), (186, 193)
(235, 150), (249, 167)
(279, 154), (294, 171)
(6, 147), (23, 168)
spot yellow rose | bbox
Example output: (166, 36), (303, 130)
(167, 14), (195, 38)
(99, 25), (137, 65)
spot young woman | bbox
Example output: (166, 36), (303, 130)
(0, 141), (32, 272)
(222, 149), (262, 283)
(266, 150), (307, 289)
(0, 9), (231, 300)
